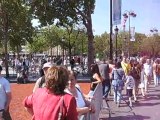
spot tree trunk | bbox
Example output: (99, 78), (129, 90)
(86, 15), (94, 74)
(68, 39), (72, 61)
(3, 13), (9, 78)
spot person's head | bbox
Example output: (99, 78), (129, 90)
(90, 64), (100, 76)
(67, 70), (77, 89)
(146, 59), (151, 64)
(122, 56), (127, 62)
(42, 62), (52, 75)
(114, 62), (122, 69)
(101, 58), (107, 64)
(45, 66), (69, 95)
(108, 59), (113, 64)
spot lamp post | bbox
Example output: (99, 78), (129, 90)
(123, 11), (136, 57)
(109, 0), (113, 61)
(114, 26), (119, 61)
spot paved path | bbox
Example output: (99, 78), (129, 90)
(100, 82), (160, 120)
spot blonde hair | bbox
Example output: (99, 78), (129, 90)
(45, 66), (69, 95)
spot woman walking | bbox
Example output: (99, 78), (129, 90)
(111, 62), (125, 107)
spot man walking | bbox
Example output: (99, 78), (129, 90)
(0, 65), (12, 120)
(99, 58), (110, 99)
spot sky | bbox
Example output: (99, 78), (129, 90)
(33, 0), (160, 35)
(92, 0), (160, 35)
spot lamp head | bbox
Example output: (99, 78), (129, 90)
(114, 26), (119, 34)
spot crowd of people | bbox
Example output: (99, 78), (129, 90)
(90, 56), (160, 108)
(0, 55), (160, 119)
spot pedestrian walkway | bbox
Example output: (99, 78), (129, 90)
(99, 83), (160, 120)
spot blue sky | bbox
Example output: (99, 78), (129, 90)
(92, 0), (160, 35)
(33, 0), (160, 35)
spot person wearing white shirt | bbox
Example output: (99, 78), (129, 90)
(143, 59), (152, 93)
(125, 71), (135, 107)
(65, 70), (95, 118)
(0, 66), (12, 120)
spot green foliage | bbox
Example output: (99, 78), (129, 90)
(0, 0), (34, 53)
(94, 32), (110, 59)
(141, 34), (160, 57)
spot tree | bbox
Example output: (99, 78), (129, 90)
(141, 34), (160, 57)
(0, 0), (34, 77)
(131, 33), (146, 56)
(29, 0), (95, 73)
(94, 32), (110, 59)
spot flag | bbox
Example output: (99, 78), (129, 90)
(112, 0), (122, 25)
(130, 27), (135, 41)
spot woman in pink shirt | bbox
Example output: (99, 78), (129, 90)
(23, 66), (78, 120)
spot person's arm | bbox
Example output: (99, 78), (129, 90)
(76, 100), (95, 115)
(23, 95), (34, 116)
(84, 100), (95, 113)
(4, 80), (12, 111)
(92, 73), (102, 84)
(33, 78), (41, 92)
(77, 107), (90, 115)
(5, 92), (12, 111)
(125, 77), (129, 86)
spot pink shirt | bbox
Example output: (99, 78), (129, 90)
(23, 88), (78, 120)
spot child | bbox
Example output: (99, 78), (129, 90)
(125, 71), (135, 107)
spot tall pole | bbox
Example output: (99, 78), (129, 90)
(114, 26), (119, 61)
(110, 0), (113, 61)
(128, 13), (131, 58)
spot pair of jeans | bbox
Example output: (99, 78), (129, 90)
(113, 86), (122, 103)
(154, 74), (159, 86)
(102, 80), (111, 98)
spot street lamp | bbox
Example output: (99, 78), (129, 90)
(150, 28), (158, 35)
(123, 11), (136, 57)
(114, 26), (119, 61)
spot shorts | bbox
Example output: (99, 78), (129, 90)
(126, 89), (133, 97)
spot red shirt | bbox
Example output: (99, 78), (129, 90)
(23, 88), (78, 120)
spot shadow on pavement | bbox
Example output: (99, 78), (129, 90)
(104, 114), (151, 120)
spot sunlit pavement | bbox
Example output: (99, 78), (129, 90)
(100, 82), (160, 120)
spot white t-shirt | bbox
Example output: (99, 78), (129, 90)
(143, 63), (152, 76)
(126, 75), (135, 89)
(65, 87), (86, 108)
(0, 77), (11, 110)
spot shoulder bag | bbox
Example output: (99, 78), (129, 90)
(58, 96), (64, 120)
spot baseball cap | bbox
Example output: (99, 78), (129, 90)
(42, 62), (52, 69)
